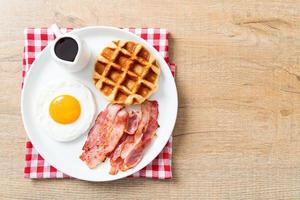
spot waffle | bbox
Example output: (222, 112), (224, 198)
(93, 40), (160, 105)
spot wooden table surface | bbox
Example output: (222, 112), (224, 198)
(1, 0), (300, 199)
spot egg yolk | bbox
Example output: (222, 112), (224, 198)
(49, 95), (81, 124)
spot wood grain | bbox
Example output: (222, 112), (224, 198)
(0, 0), (300, 199)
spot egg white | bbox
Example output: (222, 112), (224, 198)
(35, 80), (96, 142)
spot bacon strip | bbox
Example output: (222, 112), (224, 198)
(80, 101), (159, 173)
(109, 100), (159, 174)
(123, 101), (158, 170)
(109, 134), (133, 174)
(125, 111), (141, 135)
(82, 104), (123, 152)
(80, 104), (127, 168)
(105, 109), (128, 153)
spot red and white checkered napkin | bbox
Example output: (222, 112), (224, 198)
(23, 27), (175, 180)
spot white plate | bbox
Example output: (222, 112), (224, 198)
(21, 26), (178, 181)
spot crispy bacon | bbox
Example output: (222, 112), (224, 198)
(123, 101), (158, 170)
(80, 104), (127, 168)
(80, 100), (159, 174)
(82, 104), (123, 151)
(105, 109), (128, 153)
(125, 111), (141, 135)
(109, 134), (133, 174)
(109, 100), (159, 174)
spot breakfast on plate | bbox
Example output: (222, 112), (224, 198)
(93, 40), (160, 105)
(35, 80), (95, 142)
(34, 38), (161, 175)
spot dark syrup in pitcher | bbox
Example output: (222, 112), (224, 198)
(54, 37), (78, 62)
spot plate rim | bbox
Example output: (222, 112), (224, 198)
(21, 26), (178, 181)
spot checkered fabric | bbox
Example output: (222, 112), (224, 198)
(23, 27), (175, 179)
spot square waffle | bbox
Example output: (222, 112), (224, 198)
(93, 40), (160, 105)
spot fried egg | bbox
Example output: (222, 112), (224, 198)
(36, 80), (95, 142)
